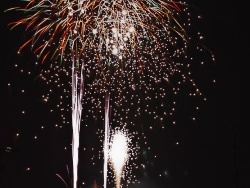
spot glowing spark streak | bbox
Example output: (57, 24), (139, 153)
(109, 130), (129, 188)
(103, 93), (110, 188)
(71, 61), (84, 188)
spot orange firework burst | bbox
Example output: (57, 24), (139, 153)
(6, 0), (186, 64)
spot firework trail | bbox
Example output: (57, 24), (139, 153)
(71, 61), (84, 188)
(103, 92), (110, 188)
(6, 0), (212, 187)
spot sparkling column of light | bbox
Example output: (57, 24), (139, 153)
(109, 130), (129, 188)
(103, 93), (110, 188)
(71, 61), (84, 188)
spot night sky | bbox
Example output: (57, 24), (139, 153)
(0, 0), (244, 188)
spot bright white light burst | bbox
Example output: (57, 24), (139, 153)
(109, 129), (130, 188)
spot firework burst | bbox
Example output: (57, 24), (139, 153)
(108, 127), (139, 188)
(6, 0), (214, 187)
(7, 0), (185, 63)
(109, 128), (130, 188)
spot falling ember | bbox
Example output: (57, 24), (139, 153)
(109, 129), (130, 188)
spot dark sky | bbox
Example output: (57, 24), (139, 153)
(1, 0), (246, 188)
